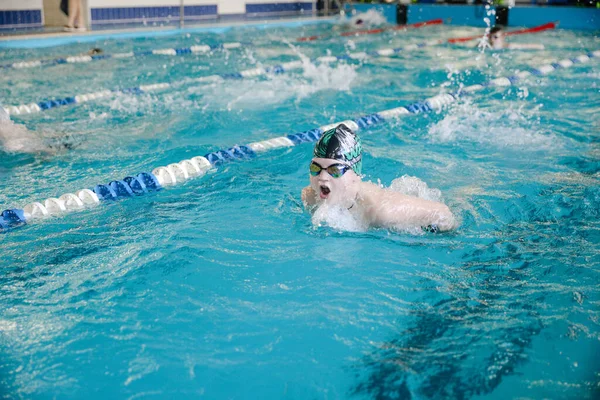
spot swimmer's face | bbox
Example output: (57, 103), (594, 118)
(489, 31), (505, 49)
(309, 157), (360, 207)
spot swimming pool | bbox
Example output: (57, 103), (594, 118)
(1, 17), (599, 399)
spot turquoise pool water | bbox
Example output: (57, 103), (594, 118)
(1, 19), (599, 399)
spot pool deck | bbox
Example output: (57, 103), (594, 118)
(0, 15), (335, 49)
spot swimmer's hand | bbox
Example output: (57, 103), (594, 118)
(301, 186), (317, 208)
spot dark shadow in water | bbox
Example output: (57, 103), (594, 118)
(559, 156), (600, 175)
(353, 253), (542, 399)
(352, 182), (600, 399)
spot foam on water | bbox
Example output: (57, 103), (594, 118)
(311, 203), (369, 232)
(389, 175), (444, 203)
(194, 59), (358, 111)
(0, 107), (59, 154)
(427, 100), (557, 149)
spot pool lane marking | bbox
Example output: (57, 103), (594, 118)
(1, 19), (553, 74)
(297, 20), (555, 44)
(2, 21), (559, 117)
(447, 22), (557, 44)
(296, 18), (443, 42)
(1, 50), (598, 232)
(4, 40), (445, 116)
(0, 39), (459, 116)
(0, 42), (244, 70)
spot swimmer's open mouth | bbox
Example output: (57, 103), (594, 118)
(320, 185), (330, 199)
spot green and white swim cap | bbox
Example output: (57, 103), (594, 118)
(313, 124), (362, 175)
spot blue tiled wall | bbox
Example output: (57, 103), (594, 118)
(90, 2), (313, 24)
(408, 4), (492, 27)
(91, 5), (218, 23)
(246, 2), (314, 14)
(353, 3), (600, 30)
(0, 10), (42, 27)
(185, 5), (218, 18)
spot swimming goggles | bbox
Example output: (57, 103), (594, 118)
(309, 161), (350, 178)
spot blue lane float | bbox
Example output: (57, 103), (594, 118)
(1, 50), (598, 232)
(0, 42), (245, 71)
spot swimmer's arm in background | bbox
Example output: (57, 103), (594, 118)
(362, 186), (457, 232)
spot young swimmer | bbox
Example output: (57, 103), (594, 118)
(87, 48), (103, 56)
(301, 124), (457, 232)
(487, 26), (544, 50)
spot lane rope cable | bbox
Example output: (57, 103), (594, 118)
(0, 41), (245, 70)
(296, 18), (443, 42)
(2, 22), (557, 116)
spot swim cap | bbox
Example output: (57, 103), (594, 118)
(313, 123), (362, 175)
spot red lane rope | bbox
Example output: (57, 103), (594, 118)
(296, 18), (444, 42)
(447, 21), (557, 44)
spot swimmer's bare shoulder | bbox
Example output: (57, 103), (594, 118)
(357, 181), (457, 231)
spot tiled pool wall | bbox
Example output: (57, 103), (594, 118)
(0, 0), (316, 29)
(1, 0), (44, 29)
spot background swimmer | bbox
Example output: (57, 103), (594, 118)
(487, 26), (544, 50)
(302, 124), (457, 232)
(87, 48), (103, 56)
(0, 105), (75, 154)
(336, 9), (388, 30)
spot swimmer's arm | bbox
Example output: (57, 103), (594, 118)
(301, 186), (317, 208)
(364, 188), (457, 232)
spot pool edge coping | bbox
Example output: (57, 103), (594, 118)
(0, 16), (337, 49)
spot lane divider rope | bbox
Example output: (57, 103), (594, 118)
(2, 22), (558, 117)
(0, 42), (245, 70)
(0, 39), (462, 116)
(1, 50), (597, 233)
(296, 18), (443, 42)
(296, 20), (554, 43)
(447, 21), (557, 43)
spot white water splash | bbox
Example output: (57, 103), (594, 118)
(477, 5), (496, 52)
(427, 100), (556, 149)
(389, 175), (444, 202)
(311, 203), (368, 233)
(196, 59), (357, 111)
(346, 9), (388, 27)
(0, 107), (57, 154)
